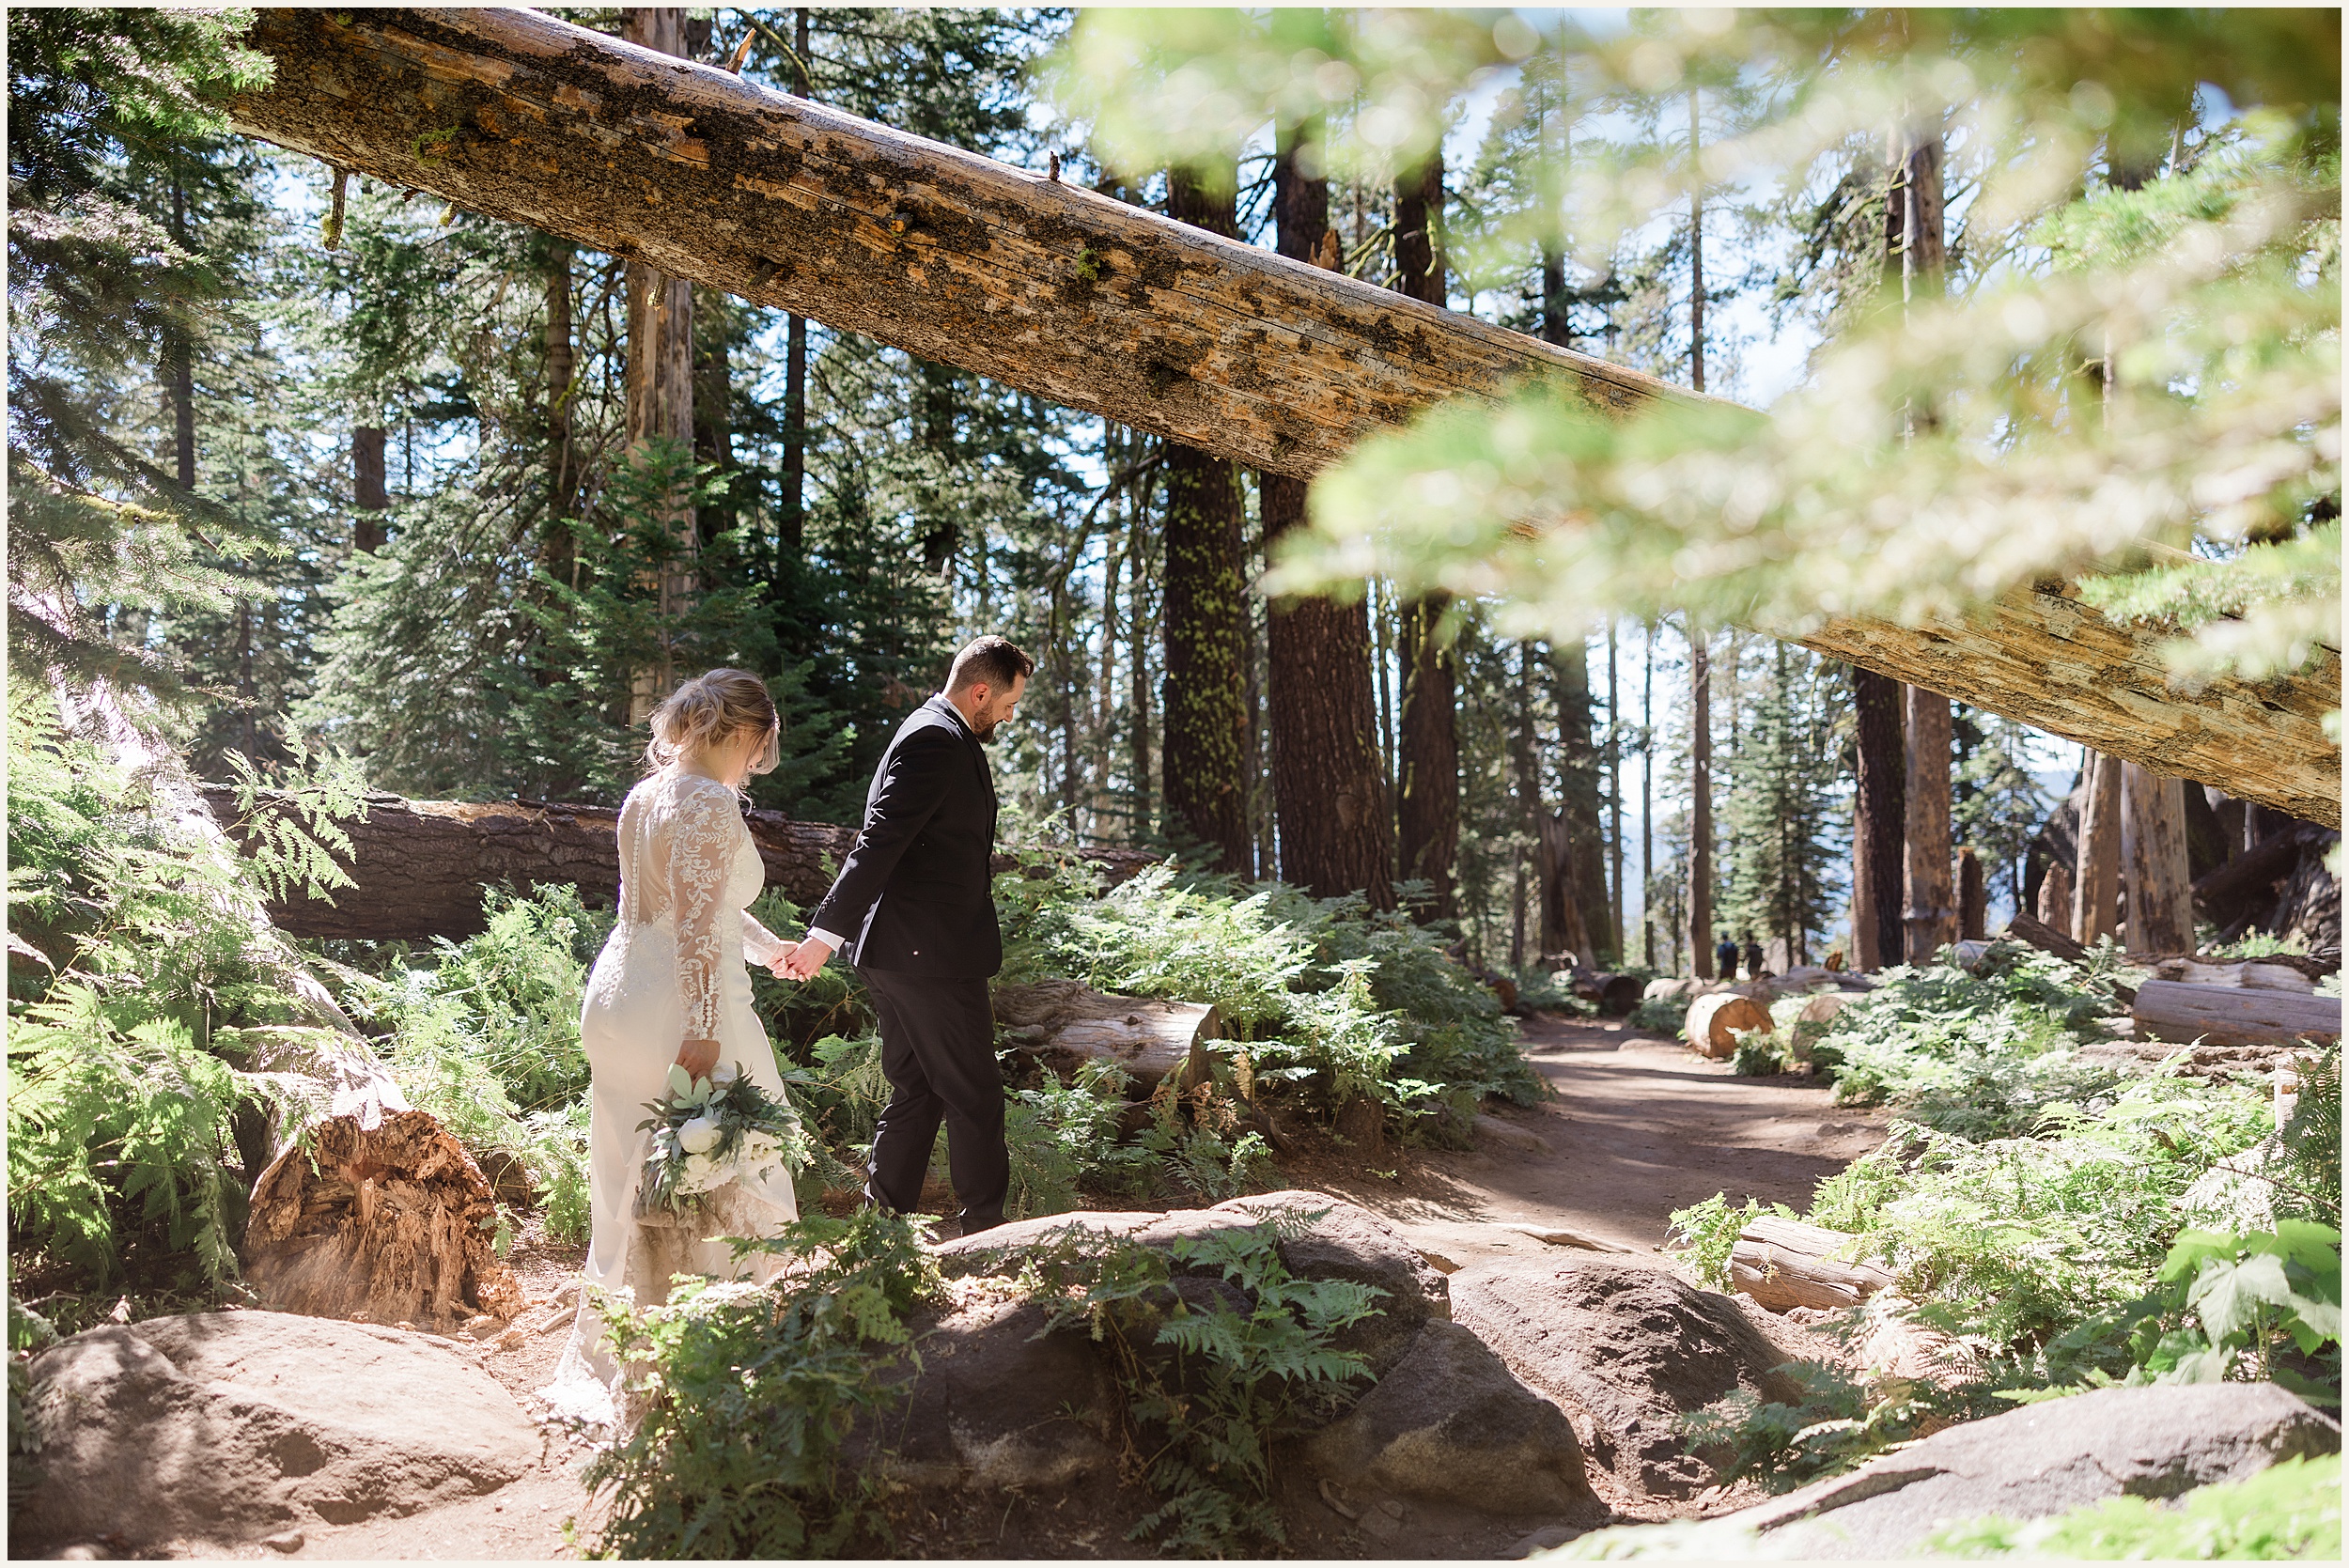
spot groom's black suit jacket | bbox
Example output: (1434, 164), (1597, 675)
(809, 695), (1002, 979)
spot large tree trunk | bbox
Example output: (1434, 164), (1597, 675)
(1159, 160), (1252, 877)
(2123, 762), (2194, 954)
(351, 425), (388, 553)
(1903, 687), (1956, 962)
(1551, 639), (1614, 964)
(2075, 751), (2124, 942)
(1850, 667), (1906, 970)
(1392, 151), (1459, 919)
(203, 785), (1154, 941)
(620, 7), (697, 722)
(1688, 631), (1715, 977)
(1262, 129), (1391, 906)
(226, 8), (2342, 826)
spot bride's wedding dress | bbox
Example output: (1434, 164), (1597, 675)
(541, 768), (801, 1427)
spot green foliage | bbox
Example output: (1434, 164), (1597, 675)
(1669, 1358), (1995, 1497)
(1005, 862), (1538, 1135)
(579, 1209), (940, 1560)
(1930, 1452), (2342, 1560)
(2110, 1224), (2342, 1405)
(1811, 944), (2129, 1138)
(1628, 992), (1690, 1035)
(1027, 1215), (1384, 1555)
(2279, 1046), (2342, 1225)
(1667, 1193), (1779, 1291)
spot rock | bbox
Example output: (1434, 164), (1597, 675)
(1683, 993), (1771, 1059)
(17, 1311), (538, 1554)
(1703, 1382), (2341, 1560)
(1507, 1523), (1584, 1558)
(862, 1297), (1123, 1491)
(935, 1190), (1450, 1382)
(262, 1530), (305, 1552)
(1476, 1112), (1551, 1154)
(1449, 1258), (1809, 1498)
(1303, 1321), (1606, 1523)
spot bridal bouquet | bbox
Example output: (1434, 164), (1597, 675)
(634, 1063), (807, 1218)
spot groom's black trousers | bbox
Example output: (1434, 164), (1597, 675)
(859, 967), (1007, 1234)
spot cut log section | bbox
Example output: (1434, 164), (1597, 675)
(2130, 979), (2341, 1049)
(1729, 1217), (1896, 1312)
(226, 8), (2341, 826)
(1571, 970), (1645, 1017)
(242, 1110), (528, 1327)
(992, 979), (1221, 1094)
(1685, 993), (1772, 1060)
(201, 786), (1154, 941)
(1789, 992), (1859, 1063)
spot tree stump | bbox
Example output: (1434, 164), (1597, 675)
(242, 1111), (526, 1327)
(1790, 992), (1858, 1063)
(992, 980), (1221, 1094)
(1728, 1217), (1895, 1312)
(1572, 971), (1645, 1017)
(1684, 993), (1771, 1060)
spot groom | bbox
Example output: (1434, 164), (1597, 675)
(783, 635), (1032, 1236)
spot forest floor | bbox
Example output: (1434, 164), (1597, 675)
(215, 1012), (1889, 1561)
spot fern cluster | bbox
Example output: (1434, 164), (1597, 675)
(1025, 1215), (1384, 1555)
(1001, 860), (1538, 1138)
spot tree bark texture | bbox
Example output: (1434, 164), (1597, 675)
(226, 8), (2341, 825)
(2123, 762), (2194, 954)
(992, 979), (1220, 1094)
(1550, 640), (1613, 963)
(1903, 686), (1955, 962)
(351, 425), (388, 552)
(2131, 979), (2341, 1049)
(2075, 751), (2123, 943)
(201, 786), (1154, 941)
(2036, 862), (2075, 938)
(1957, 846), (1987, 940)
(1688, 633), (1715, 978)
(1730, 1217), (1894, 1312)
(1159, 162), (1252, 877)
(1536, 809), (1595, 966)
(1390, 150), (1459, 920)
(1850, 668), (1906, 970)
(619, 8), (696, 722)
(1261, 130), (1392, 908)
(1395, 595), (1459, 918)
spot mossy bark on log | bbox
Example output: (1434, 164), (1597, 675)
(225, 8), (2341, 824)
(243, 1110), (528, 1326)
(201, 786), (1156, 941)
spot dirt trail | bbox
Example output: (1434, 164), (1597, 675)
(1316, 1011), (1891, 1274)
(199, 1012), (1887, 1560)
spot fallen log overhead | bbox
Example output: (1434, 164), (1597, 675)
(228, 8), (2340, 825)
(201, 786), (1155, 942)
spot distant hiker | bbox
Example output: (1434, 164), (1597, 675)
(1714, 935), (1738, 979)
(1743, 933), (1766, 979)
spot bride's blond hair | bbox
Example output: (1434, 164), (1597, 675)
(644, 668), (781, 776)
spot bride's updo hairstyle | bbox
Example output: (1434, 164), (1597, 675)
(644, 668), (781, 777)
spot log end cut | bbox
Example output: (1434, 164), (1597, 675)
(1685, 993), (1772, 1060)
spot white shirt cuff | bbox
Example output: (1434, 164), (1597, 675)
(805, 927), (844, 953)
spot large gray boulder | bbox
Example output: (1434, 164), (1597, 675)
(1304, 1320), (1608, 1524)
(16, 1311), (539, 1553)
(1548, 1382), (2341, 1560)
(1450, 1256), (1810, 1497)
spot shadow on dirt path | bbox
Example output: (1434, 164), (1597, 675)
(1315, 1011), (1892, 1276)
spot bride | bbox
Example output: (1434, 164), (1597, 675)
(543, 668), (803, 1427)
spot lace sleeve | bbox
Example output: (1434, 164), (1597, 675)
(658, 781), (741, 1041)
(740, 909), (786, 968)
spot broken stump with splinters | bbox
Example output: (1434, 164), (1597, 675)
(992, 979), (1221, 1094)
(1729, 1217), (1895, 1312)
(242, 1110), (525, 1327)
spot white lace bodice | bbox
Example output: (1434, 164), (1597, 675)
(613, 769), (787, 1039)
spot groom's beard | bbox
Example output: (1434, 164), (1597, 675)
(969, 718), (999, 742)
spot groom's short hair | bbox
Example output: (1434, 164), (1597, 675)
(947, 635), (1034, 693)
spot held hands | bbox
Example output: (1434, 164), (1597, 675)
(780, 936), (834, 982)
(763, 940), (799, 979)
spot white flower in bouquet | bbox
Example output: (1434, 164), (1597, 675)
(677, 1115), (723, 1155)
(680, 1151), (721, 1190)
